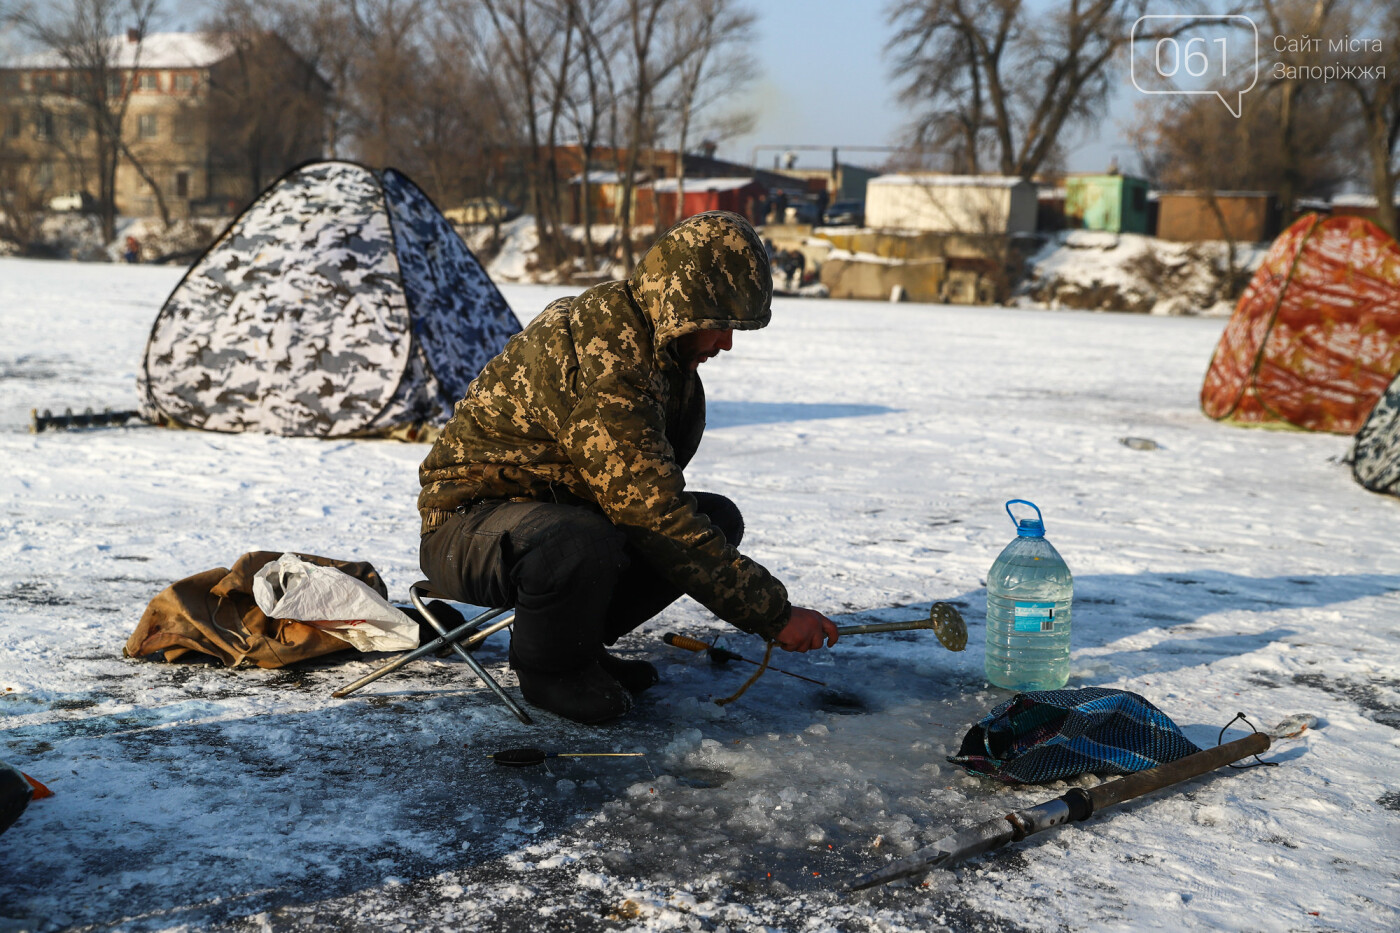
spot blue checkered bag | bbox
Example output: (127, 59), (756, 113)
(948, 687), (1201, 784)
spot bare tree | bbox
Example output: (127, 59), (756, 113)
(469, 0), (579, 269)
(1130, 84), (1334, 297)
(403, 28), (510, 208)
(202, 0), (330, 198)
(539, 0), (577, 261)
(563, 0), (623, 273)
(340, 0), (426, 170)
(887, 0), (1154, 179)
(472, 0), (759, 270)
(1134, 62), (1349, 193)
(885, 2), (986, 173)
(11, 0), (167, 241)
(614, 0), (686, 269)
(0, 134), (48, 252)
(1253, 0), (1399, 235)
(278, 0), (358, 159)
(1339, 3), (1400, 235)
(1258, 0), (1354, 224)
(664, 0), (755, 223)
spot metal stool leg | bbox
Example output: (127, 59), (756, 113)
(330, 607), (512, 697)
(331, 584), (533, 724)
(408, 584), (532, 724)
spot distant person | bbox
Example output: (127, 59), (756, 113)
(123, 236), (140, 264)
(773, 249), (805, 291)
(748, 195), (766, 225)
(417, 212), (838, 723)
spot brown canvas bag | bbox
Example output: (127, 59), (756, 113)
(125, 551), (390, 669)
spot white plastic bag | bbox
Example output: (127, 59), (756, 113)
(252, 553), (419, 653)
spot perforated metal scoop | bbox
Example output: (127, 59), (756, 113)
(834, 602), (967, 651)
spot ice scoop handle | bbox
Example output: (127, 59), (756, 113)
(834, 620), (933, 636)
(663, 633), (711, 653)
(835, 603), (968, 651)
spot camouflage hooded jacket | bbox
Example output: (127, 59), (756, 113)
(418, 212), (790, 638)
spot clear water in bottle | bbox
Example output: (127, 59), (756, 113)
(985, 499), (1073, 690)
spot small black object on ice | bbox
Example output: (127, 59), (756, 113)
(485, 746), (648, 768)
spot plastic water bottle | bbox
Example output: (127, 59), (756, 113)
(984, 499), (1073, 690)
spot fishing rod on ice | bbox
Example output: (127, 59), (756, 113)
(663, 633), (827, 685)
(847, 730), (1273, 891)
(663, 602), (967, 705)
(663, 601), (969, 676)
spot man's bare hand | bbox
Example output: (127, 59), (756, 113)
(775, 607), (839, 652)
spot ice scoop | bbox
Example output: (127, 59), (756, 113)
(835, 602), (967, 651)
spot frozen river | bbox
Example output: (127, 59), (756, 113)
(1, 258), (1397, 931)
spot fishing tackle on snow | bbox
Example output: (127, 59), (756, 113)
(847, 730), (1273, 891)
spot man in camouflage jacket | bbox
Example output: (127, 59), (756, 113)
(419, 211), (837, 722)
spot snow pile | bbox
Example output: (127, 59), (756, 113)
(2, 261), (1399, 931)
(0, 213), (226, 263)
(0, 212), (106, 261)
(1017, 230), (1270, 316)
(459, 216), (656, 284)
(457, 215), (539, 282)
(113, 215), (228, 264)
(823, 247), (902, 266)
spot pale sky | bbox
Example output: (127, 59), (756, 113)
(716, 0), (1140, 175)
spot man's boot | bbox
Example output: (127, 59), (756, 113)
(596, 651), (660, 694)
(511, 656), (633, 724)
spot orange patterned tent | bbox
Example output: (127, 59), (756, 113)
(1200, 214), (1400, 434)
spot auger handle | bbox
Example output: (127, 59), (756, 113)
(1083, 732), (1272, 814)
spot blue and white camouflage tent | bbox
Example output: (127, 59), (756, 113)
(1353, 375), (1400, 497)
(138, 161), (520, 438)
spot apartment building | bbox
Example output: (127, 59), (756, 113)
(0, 30), (327, 219)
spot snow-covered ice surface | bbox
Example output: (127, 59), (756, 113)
(2, 256), (1399, 932)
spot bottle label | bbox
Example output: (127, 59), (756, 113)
(1013, 601), (1056, 633)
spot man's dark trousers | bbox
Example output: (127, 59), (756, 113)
(419, 493), (744, 673)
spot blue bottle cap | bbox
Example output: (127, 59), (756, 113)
(1005, 499), (1045, 537)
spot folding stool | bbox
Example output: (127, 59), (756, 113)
(332, 581), (533, 724)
